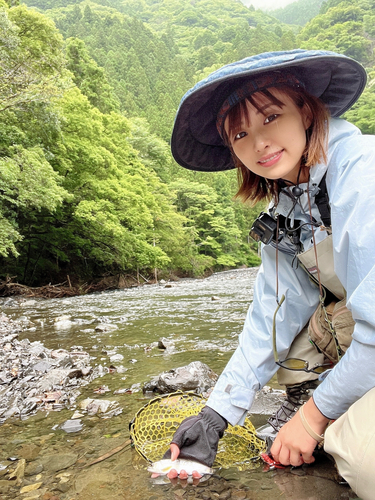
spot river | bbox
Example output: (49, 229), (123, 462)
(0, 269), (359, 499)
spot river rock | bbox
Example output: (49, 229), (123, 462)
(32, 361), (51, 373)
(17, 444), (41, 461)
(95, 324), (118, 332)
(250, 386), (286, 415)
(143, 361), (218, 394)
(0, 479), (12, 493)
(38, 369), (70, 391)
(109, 354), (124, 363)
(56, 480), (70, 493)
(8, 458), (26, 485)
(79, 398), (120, 416)
(25, 463), (44, 476)
(20, 482), (43, 494)
(40, 453), (78, 472)
(59, 419), (83, 433)
(54, 316), (73, 329)
(157, 337), (175, 353)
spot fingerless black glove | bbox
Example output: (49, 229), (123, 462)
(163, 406), (227, 467)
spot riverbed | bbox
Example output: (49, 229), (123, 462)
(0, 268), (359, 499)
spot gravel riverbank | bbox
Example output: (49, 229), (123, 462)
(0, 313), (104, 424)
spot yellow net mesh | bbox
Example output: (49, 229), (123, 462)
(130, 392), (265, 470)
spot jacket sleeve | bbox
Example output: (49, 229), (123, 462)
(313, 134), (375, 419)
(207, 242), (320, 426)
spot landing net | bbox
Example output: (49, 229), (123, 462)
(130, 392), (265, 470)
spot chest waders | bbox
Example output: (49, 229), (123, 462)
(256, 175), (355, 441)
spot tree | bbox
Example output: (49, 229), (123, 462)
(0, 4), (67, 113)
(344, 68), (375, 135)
(0, 146), (70, 258)
(65, 37), (119, 113)
(297, 3), (374, 64)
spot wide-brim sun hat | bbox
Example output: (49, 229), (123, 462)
(171, 49), (367, 172)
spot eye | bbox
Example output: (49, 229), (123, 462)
(264, 114), (278, 124)
(233, 131), (247, 141)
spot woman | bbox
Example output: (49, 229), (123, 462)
(165, 50), (375, 499)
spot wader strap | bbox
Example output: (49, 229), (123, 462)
(297, 234), (346, 300)
(315, 173), (331, 227)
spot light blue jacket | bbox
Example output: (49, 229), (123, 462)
(207, 118), (375, 425)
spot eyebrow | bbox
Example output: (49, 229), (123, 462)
(256, 102), (281, 115)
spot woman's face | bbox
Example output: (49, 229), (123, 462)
(224, 88), (311, 184)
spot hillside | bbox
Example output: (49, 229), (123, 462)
(298, 0), (375, 65)
(1, 0), (375, 286)
(30, 0), (298, 141)
(270, 0), (326, 25)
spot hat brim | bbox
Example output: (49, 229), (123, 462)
(171, 50), (367, 172)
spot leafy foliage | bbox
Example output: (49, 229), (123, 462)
(298, 0), (375, 64)
(0, 4), (67, 113)
(4, 0), (375, 286)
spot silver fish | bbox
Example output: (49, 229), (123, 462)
(147, 458), (213, 476)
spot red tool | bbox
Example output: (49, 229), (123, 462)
(260, 452), (286, 470)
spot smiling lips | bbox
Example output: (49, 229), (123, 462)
(258, 149), (284, 166)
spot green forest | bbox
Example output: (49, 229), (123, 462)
(1, 0), (375, 287)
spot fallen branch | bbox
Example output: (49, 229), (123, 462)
(79, 439), (132, 469)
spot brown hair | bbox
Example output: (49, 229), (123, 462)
(222, 85), (330, 205)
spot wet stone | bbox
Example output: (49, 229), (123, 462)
(260, 484), (273, 490)
(40, 453), (78, 472)
(25, 463), (44, 476)
(17, 444), (41, 461)
(41, 493), (60, 500)
(20, 482), (43, 494)
(210, 482), (226, 494)
(95, 324), (118, 332)
(8, 458), (26, 484)
(174, 488), (186, 497)
(290, 468), (306, 476)
(0, 479), (12, 493)
(79, 398), (119, 416)
(230, 491), (247, 500)
(55, 481), (70, 493)
(199, 493), (211, 500)
(218, 490), (231, 500)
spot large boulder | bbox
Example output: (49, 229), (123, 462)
(143, 361), (218, 394)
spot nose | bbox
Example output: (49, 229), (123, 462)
(254, 133), (270, 153)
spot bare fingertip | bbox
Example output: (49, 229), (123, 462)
(179, 469), (188, 480)
(167, 469), (178, 479)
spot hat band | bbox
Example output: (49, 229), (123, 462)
(216, 72), (305, 138)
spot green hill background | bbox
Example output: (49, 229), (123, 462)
(1, 0), (374, 287)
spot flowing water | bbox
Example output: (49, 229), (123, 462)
(0, 269), (359, 500)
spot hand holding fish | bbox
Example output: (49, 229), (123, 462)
(149, 406), (227, 480)
(148, 445), (213, 480)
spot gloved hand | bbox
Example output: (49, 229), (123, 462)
(163, 406), (227, 467)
